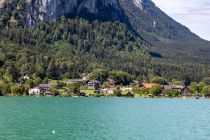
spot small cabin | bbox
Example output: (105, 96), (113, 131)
(101, 88), (115, 95)
(39, 84), (50, 94)
(162, 85), (184, 90)
(88, 80), (101, 90)
(29, 87), (40, 96)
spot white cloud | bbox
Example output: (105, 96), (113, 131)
(152, 0), (210, 41)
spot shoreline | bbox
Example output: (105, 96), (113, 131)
(0, 95), (208, 99)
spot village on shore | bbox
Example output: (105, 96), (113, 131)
(2, 72), (209, 99)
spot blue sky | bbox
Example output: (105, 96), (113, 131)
(152, 0), (210, 41)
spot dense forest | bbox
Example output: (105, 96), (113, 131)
(0, 17), (210, 84)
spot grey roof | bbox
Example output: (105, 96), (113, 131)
(89, 80), (100, 83)
(163, 85), (184, 89)
(39, 84), (49, 88)
(67, 79), (86, 83)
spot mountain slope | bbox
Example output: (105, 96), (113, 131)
(119, 0), (210, 62)
(0, 0), (210, 82)
(0, 0), (127, 26)
(1, 0), (210, 63)
(0, 0), (201, 41)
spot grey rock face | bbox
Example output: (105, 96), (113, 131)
(23, 0), (121, 26)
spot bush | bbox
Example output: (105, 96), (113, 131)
(68, 83), (80, 94)
(124, 92), (134, 97)
(114, 87), (122, 97)
(163, 89), (179, 97)
(149, 84), (162, 96)
(202, 77), (210, 85)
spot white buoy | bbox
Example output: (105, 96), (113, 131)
(52, 130), (55, 134)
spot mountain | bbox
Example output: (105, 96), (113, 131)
(120, 0), (210, 62)
(0, 0), (200, 40)
(0, 0), (210, 82)
(1, 0), (210, 62)
(0, 0), (127, 26)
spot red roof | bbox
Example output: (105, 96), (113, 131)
(139, 83), (156, 89)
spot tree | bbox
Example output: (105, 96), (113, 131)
(87, 70), (108, 83)
(149, 84), (162, 96)
(34, 77), (42, 86)
(0, 82), (11, 96)
(132, 86), (143, 96)
(171, 79), (183, 85)
(35, 64), (45, 79)
(68, 83), (80, 95)
(152, 77), (168, 85)
(109, 71), (132, 86)
(201, 86), (210, 96)
(50, 83), (60, 96)
(26, 79), (34, 88)
(11, 85), (25, 96)
(7, 66), (19, 82)
(184, 75), (192, 86)
(11, 86), (19, 96)
(188, 82), (199, 94)
(47, 59), (59, 79)
(202, 77), (210, 85)
(94, 90), (100, 97)
(114, 86), (122, 97)
(125, 92), (134, 97)
(102, 82), (110, 88)
(163, 89), (179, 97)
(42, 78), (48, 84)
(189, 82), (206, 94)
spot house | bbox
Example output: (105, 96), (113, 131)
(121, 87), (133, 93)
(162, 85), (184, 90)
(88, 80), (101, 89)
(139, 83), (157, 89)
(29, 87), (40, 96)
(162, 85), (185, 93)
(101, 88), (115, 95)
(39, 84), (50, 94)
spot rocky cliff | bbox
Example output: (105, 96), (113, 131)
(1, 0), (209, 61)
(0, 0), (125, 26)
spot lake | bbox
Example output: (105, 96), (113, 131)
(0, 97), (210, 140)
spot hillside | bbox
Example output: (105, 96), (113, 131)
(1, 0), (210, 63)
(0, 0), (210, 83)
(119, 0), (210, 62)
(0, 19), (152, 81)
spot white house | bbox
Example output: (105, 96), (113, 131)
(29, 87), (40, 96)
(101, 88), (115, 95)
(121, 87), (133, 92)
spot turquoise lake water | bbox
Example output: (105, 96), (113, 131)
(0, 97), (210, 140)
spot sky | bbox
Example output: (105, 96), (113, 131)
(152, 0), (210, 41)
